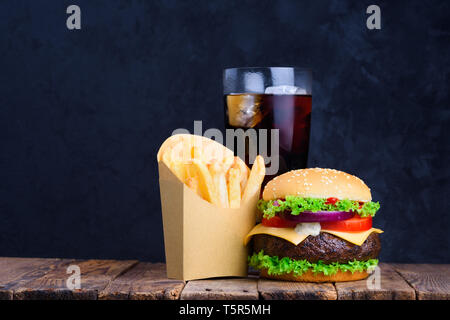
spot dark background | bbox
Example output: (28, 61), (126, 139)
(0, 0), (449, 263)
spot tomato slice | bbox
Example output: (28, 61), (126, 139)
(262, 216), (298, 228)
(325, 197), (339, 205)
(320, 215), (372, 232)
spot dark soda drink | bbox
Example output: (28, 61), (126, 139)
(224, 93), (312, 177)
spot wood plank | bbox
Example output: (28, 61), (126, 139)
(13, 259), (138, 300)
(392, 264), (450, 300)
(99, 262), (185, 300)
(258, 278), (337, 300)
(1, 259), (448, 300)
(0, 257), (63, 300)
(181, 278), (258, 300)
(334, 263), (416, 300)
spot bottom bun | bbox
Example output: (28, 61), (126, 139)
(260, 269), (370, 283)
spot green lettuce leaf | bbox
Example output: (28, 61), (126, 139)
(258, 196), (380, 219)
(248, 250), (378, 276)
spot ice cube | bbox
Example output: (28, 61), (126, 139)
(244, 72), (265, 93)
(265, 85), (307, 95)
(226, 94), (264, 128)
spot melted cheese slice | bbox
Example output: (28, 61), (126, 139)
(244, 224), (383, 246)
(244, 224), (308, 246)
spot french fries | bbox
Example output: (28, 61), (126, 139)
(157, 134), (265, 208)
(232, 157), (249, 195)
(185, 176), (199, 195)
(162, 152), (186, 182)
(208, 160), (229, 208)
(242, 155), (266, 202)
(227, 168), (241, 208)
(185, 160), (221, 206)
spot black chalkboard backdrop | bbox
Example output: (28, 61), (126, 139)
(0, 0), (449, 263)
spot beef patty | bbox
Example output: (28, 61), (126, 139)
(252, 232), (381, 264)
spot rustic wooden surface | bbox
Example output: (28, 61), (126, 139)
(0, 258), (62, 300)
(335, 263), (416, 300)
(99, 262), (185, 300)
(258, 278), (337, 300)
(13, 259), (138, 300)
(181, 278), (259, 300)
(391, 264), (450, 300)
(0, 257), (449, 300)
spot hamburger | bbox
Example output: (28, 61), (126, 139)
(245, 168), (382, 282)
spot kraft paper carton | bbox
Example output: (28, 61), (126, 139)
(158, 161), (259, 280)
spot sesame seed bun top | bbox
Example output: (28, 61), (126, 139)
(262, 168), (372, 202)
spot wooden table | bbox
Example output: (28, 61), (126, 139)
(0, 258), (448, 300)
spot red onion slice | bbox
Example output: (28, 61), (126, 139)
(282, 211), (353, 222)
